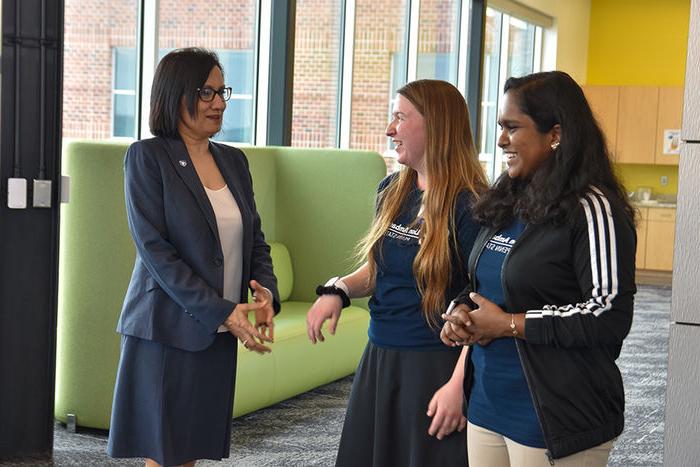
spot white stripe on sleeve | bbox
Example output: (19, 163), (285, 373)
(526, 186), (618, 320)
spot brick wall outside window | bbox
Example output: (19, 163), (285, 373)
(63, 0), (459, 156)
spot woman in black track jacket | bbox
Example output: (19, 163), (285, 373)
(440, 71), (637, 466)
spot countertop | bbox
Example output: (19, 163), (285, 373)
(632, 201), (677, 209)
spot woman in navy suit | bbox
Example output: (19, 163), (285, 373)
(107, 48), (280, 467)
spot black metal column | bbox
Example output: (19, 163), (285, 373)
(466, 0), (486, 143)
(0, 0), (64, 460)
(266, 0), (296, 146)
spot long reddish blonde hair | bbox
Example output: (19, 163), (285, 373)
(359, 79), (488, 326)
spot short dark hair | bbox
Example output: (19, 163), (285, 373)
(149, 47), (223, 138)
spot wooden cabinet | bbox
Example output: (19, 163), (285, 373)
(638, 207), (676, 271)
(655, 87), (684, 165)
(583, 86), (619, 150)
(616, 86), (659, 164)
(636, 207), (648, 269)
(582, 85), (683, 166)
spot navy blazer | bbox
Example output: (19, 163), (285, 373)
(116, 136), (280, 352)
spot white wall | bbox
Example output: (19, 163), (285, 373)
(664, 0), (700, 464)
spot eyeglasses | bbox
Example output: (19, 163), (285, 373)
(197, 86), (232, 102)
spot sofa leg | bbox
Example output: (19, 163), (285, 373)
(66, 413), (77, 433)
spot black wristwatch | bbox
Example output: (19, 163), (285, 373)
(316, 277), (351, 308)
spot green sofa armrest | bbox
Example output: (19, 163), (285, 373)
(269, 243), (293, 302)
(233, 303), (368, 418)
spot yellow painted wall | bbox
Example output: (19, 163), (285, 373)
(587, 0), (690, 195)
(587, 0), (690, 86)
(615, 164), (679, 196)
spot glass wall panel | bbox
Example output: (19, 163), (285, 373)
(218, 50), (255, 143)
(416, 0), (461, 84)
(350, 0), (409, 161)
(113, 47), (137, 137)
(478, 8), (541, 180)
(158, 0), (258, 144)
(491, 17), (537, 175)
(63, 0), (138, 140)
(506, 17), (536, 79)
(478, 7), (502, 177)
(291, 0), (343, 148)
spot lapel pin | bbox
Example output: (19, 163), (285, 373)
(178, 160), (188, 167)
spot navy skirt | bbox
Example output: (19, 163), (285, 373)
(336, 342), (467, 467)
(107, 332), (237, 466)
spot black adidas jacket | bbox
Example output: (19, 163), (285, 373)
(456, 187), (637, 461)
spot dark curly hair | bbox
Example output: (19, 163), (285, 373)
(473, 71), (635, 228)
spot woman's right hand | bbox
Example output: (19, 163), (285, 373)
(306, 295), (343, 344)
(427, 378), (467, 440)
(225, 302), (273, 354)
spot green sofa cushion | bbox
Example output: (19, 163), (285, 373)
(233, 302), (368, 417)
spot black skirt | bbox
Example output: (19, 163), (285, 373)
(336, 342), (467, 467)
(107, 332), (237, 467)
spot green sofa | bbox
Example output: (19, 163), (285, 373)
(55, 140), (386, 429)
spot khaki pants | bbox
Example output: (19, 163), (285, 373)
(467, 422), (614, 467)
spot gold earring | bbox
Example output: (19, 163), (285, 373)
(551, 141), (560, 150)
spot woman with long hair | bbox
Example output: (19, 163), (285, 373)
(307, 79), (488, 467)
(442, 70), (636, 466)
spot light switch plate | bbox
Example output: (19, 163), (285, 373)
(33, 179), (52, 208)
(8, 178), (27, 209)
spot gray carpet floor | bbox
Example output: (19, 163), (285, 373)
(2, 285), (671, 466)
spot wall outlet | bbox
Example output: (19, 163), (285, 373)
(33, 179), (52, 208)
(660, 175), (669, 186)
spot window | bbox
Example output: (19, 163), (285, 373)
(416, 0), (461, 84)
(478, 7), (544, 180)
(350, 0), (410, 159)
(217, 50), (255, 143)
(416, 53), (453, 82)
(506, 17), (537, 79)
(64, 0), (259, 143)
(479, 9), (504, 177)
(63, 0), (138, 140)
(158, 0), (259, 145)
(291, 0), (344, 148)
(347, 0), (472, 173)
(64, 1), (483, 152)
(112, 48), (137, 138)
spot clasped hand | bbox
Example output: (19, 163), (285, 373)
(440, 292), (511, 347)
(224, 280), (275, 354)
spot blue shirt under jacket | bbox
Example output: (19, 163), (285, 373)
(368, 176), (480, 350)
(467, 219), (546, 448)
